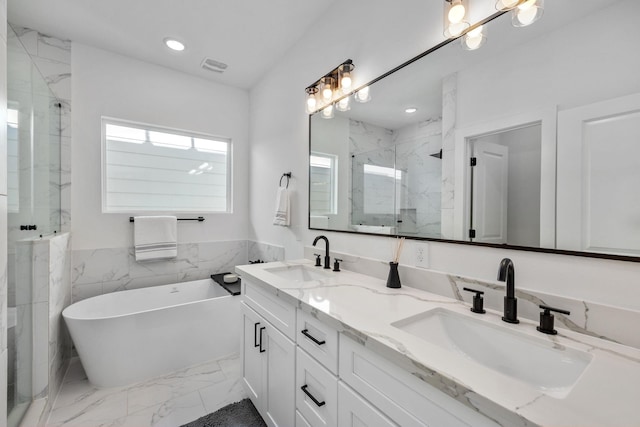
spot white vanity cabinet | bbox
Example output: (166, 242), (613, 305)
(241, 277), (498, 427)
(241, 281), (296, 427)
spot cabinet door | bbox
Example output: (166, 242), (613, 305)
(241, 302), (264, 409)
(337, 382), (397, 427)
(263, 321), (296, 427)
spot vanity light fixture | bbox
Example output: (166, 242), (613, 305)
(512, 0), (544, 27)
(405, 107), (418, 114)
(163, 37), (185, 51)
(462, 25), (487, 50)
(444, 0), (470, 38)
(305, 60), (356, 114)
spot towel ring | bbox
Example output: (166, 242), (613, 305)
(279, 172), (292, 189)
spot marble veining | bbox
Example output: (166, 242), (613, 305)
(47, 354), (246, 427)
(237, 259), (640, 427)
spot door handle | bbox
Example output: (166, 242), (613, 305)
(254, 322), (260, 348)
(301, 384), (326, 407)
(259, 327), (266, 353)
(301, 329), (326, 345)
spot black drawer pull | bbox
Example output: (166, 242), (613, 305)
(301, 329), (326, 345)
(254, 322), (260, 348)
(259, 327), (266, 353)
(301, 385), (325, 407)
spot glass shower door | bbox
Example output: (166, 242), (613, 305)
(6, 25), (61, 427)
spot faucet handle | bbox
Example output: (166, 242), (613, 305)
(333, 258), (342, 272)
(313, 253), (322, 267)
(537, 305), (570, 335)
(462, 287), (486, 314)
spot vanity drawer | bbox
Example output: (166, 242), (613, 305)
(243, 279), (296, 340)
(297, 309), (339, 374)
(296, 347), (338, 427)
(338, 381), (398, 427)
(339, 334), (498, 427)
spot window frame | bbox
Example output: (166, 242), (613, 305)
(309, 151), (338, 216)
(101, 116), (233, 214)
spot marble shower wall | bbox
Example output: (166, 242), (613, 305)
(394, 118), (442, 237)
(303, 246), (640, 350)
(440, 73), (457, 239)
(12, 25), (71, 232)
(72, 240), (284, 302)
(349, 119), (396, 228)
(0, 0), (8, 421)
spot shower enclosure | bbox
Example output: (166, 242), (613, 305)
(6, 25), (61, 427)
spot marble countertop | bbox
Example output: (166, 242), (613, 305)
(236, 259), (640, 427)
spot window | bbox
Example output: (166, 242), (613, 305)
(309, 152), (337, 215)
(102, 118), (231, 213)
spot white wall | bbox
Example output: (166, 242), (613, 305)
(248, 0), (640, 312)
(72, 43), (250, 250)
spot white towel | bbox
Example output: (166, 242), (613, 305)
(273, 187), (290, 226)
(134, 216), (178, 261)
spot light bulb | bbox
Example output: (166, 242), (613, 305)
(512, 0), (543, 26)
(495, 0), (520, 10)
(463, 25), (485, 50)
(322, 86), (333, 101)
(355, 86), (370, 103)
(514, 0), (539, 26)
(341, 74), (352, 90)
(306, 94), (317, 113)
(336, 97), (350, 112)
(321, 105), (334, 119)
(448, 2), (466, 23)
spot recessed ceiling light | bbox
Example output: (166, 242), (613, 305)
(405, 107), (418, 114)
(164, 38), (185, 51)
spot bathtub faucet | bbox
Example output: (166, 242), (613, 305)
(312, 235), (331, 269)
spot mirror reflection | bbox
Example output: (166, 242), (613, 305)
(309, 0), (640, 257)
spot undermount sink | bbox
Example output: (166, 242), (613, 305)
(391, 308), (592, 398)
(265, 264), (333, 282)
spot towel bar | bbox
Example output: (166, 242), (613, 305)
(129, 217), (205, 222)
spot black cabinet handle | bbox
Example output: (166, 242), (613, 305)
(301, 329), (326, 345)
(301, 385), (325, 407)
(254, 322), (260, 348)
(259, 327), (266, 353)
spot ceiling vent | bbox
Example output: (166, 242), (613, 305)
(201, 58), (228, 73)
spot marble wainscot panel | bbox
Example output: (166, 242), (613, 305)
(303, 246), (640, 350)
(248, 240), (284, 263)
(71, 240), (249, 302)
(238, 259), (640, 427)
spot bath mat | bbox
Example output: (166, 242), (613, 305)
(180, 399), (266, 427)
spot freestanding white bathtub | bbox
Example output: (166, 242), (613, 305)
(62, 278), (240, 388)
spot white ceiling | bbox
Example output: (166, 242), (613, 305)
(7, 0), (337, 89)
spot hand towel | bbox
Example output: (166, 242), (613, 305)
(134, 216), (178, 261)
(273, 187), (290, 226)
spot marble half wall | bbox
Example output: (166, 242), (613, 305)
(303, 246), (640, 350)
(72, 240), (284, 302)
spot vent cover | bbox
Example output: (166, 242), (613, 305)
(201, 58), (228, 73)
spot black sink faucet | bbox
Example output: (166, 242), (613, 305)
(312, 235), (331, 269)
(498, 258), (519, 324)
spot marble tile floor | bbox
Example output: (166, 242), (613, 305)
(45, 354), (247, 427)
